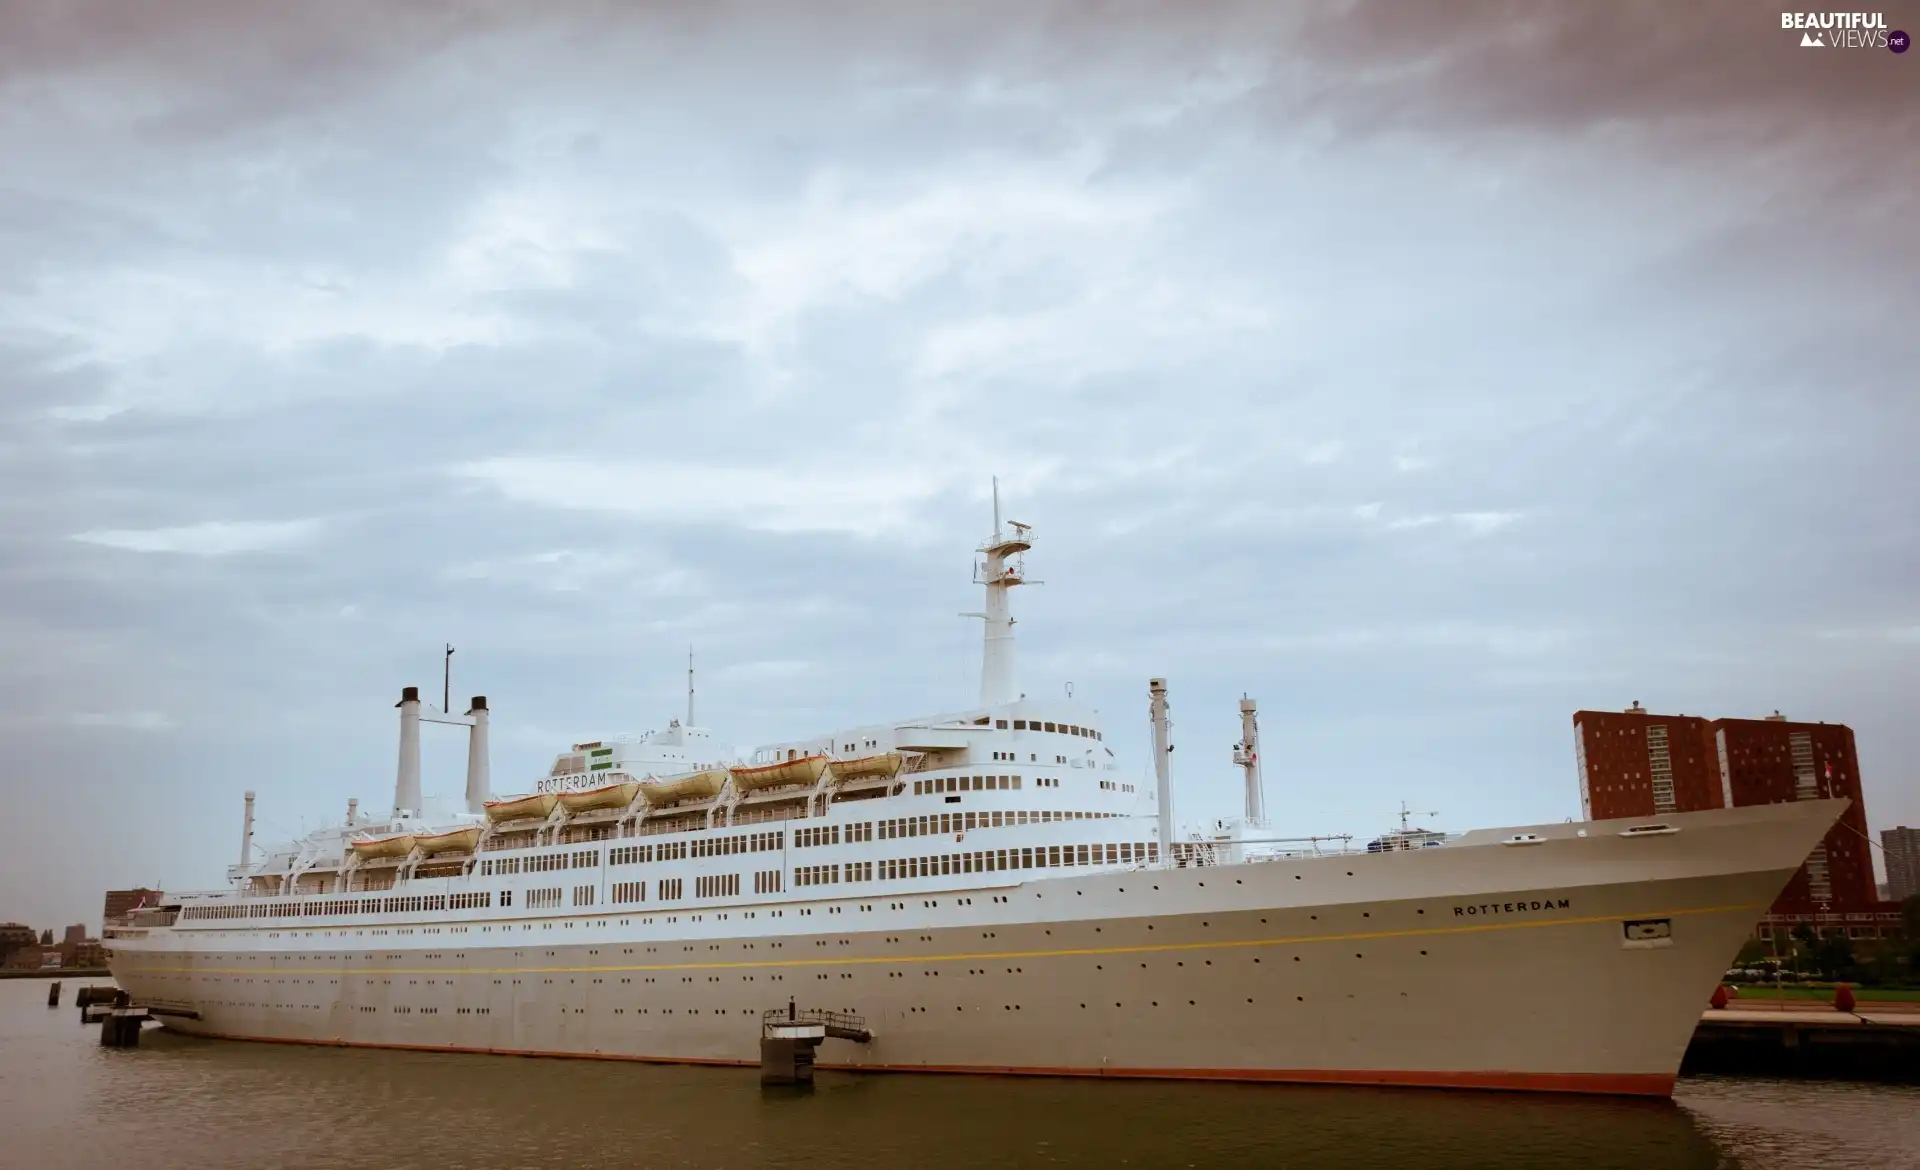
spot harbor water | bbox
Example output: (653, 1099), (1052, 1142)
(2, 981), (1916, 1170)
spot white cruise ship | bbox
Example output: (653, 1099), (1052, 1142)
(106, 500), (1842, 1096)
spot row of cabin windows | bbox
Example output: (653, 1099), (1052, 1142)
(693, 831), (783, 858)
(609, 841), (690, 865)
(796, 823), (874, 847)
(883, 841), (1155, 879)
(189, 813), (1118, 923)
(487, 849), (600, 875)
(996, 719), (1102, 740)
(182, 893), (490, 920)
(796, 861), (875, 886)
(915, 774), (1018, 795)
(754, 869), (784, 894)
(881, 809), (1115, 839)
(695, 874), (741, 898)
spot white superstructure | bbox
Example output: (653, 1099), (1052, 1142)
(106, 499), (1842, 1096)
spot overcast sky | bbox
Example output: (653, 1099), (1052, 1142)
(2, 1), (1915, 930)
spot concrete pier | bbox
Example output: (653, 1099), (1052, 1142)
(760, 1005), (872, 1085)
(1685, 1009), (1920, 1082)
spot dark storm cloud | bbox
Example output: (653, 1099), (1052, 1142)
(1, 0), (1914, 927)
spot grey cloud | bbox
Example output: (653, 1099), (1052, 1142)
(1, 0), (1915, 927)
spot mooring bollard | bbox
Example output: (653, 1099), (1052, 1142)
(47, 981), (62, 1008)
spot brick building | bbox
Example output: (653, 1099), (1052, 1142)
(1573, 703), (1722, 817)
(1885, 826), (1920, 903)
(102, 888), (164, 926)
(1572, 704), (1896, 940)
(0, 922), (36, 963)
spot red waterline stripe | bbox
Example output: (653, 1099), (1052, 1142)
(171, 1027), (1673, 1097)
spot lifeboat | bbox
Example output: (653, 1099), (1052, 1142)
(484, 793), (559, 823)
(349, 833), (416, 860)
(730, 754), (830, 793)
(828, 752), (903, 780)
(414, 826), (482, 856)
(558, 779), (643, 814)
(639, 768), (728, 805)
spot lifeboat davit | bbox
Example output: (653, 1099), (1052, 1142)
(484, 793), (559, 823)
(730, 755), (830, 793)
(829, 752), (903, 780)
(349, 833), (416, 860)
(640, 768), (728, 805)
(558, 779), (643, 813)
(414, 826), (482, 856)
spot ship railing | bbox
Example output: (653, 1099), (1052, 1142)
(1168, 842), (1220, 868)
(762, 1007), (870, 1041)
(762, 1006), (866, 1028)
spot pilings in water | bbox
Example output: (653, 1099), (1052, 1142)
(76, 988), (150, 1045)
(100, 1006), (149, 1047)
(75, 985), (118, 1025)
(46, 981), (60, 1008)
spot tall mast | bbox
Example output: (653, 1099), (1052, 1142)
(1234, 695), (1266, 826)
(687, 646), (696, 726)
(972, 477), (1033, 707)
(1150, 678), (1174, 854)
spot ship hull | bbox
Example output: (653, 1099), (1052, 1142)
(108, 799), (1839, 1096)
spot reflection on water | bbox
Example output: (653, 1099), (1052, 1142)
(2, 981), (1915, 1170)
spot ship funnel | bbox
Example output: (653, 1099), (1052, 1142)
(240, 790), (256, 866)
(464, 696), (491, 815)
(1150, 678), (1173, 855)
(394, 685), (422, 817)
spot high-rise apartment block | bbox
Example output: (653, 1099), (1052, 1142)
(1884, 826), (1920, 903)
(1572, 704), (1894, 938)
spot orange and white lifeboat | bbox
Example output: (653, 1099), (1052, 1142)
(558, 779), (643, 814)
(639, 768), (728, 805)
(828, 752), (903, 780)
(414, 826), (482, 856)
(484, 793), (559, 823)
(349, 832), (416, 860)
(730, 754), (830, 793)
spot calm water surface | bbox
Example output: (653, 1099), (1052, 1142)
(2, 981), (1916, 1170)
